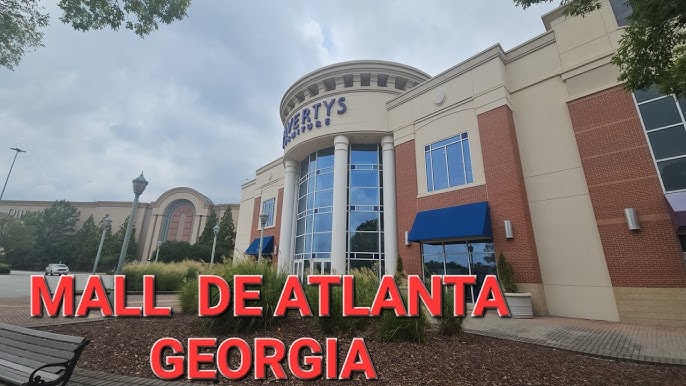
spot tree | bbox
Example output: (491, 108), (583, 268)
(196, 208), (219, 247)
(30, 200), (80, 268)
(103, 216), (137, 263)
(1, 0), (192, 70)
(215, 206), (236, 260)
(70, 215), (101, 271)
(513, 0), (686, 96)
(0, 213), (36, 268)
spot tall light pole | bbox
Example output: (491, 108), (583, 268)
(115, 172), (148, 275)
(258, 213), (268, 263)
(0, 147), (26, 201)
(210, 223), (220, 267)
(92, 215), (112, 274)
(154, 241), (162, 263)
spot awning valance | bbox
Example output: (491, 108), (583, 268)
(245, 236), (274, 256)
(666, 192), (686, 229)
(408, 202), (492, 243)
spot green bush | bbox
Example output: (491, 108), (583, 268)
(178, 278), (198, 314)
(437, 289), (464, 336)
(155, 241), (211, 263)
(378, 292), (428, 343)
(496, 252), (518, 293)
(123, 260), (205, 292)
(202, 260), (287, 334)
(308, 268), (379, 335)
(0, 263), (10, 274)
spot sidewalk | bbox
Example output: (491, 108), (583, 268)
(464, 314), (686, 365)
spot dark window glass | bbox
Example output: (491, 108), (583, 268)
(295, 236), (305, 254)
(446, 143), (465, 186)
(315, 172), (333, 190)
(313, 213), (332, 232)
(349, 259), (374, 272)
(638, 97), (682, 130)
(317, 148), (334, 168)
(658, 157), (686, 192)
(425, 152), (433, 191)
(349, 232), (379, 252)
(350, 144), (379, 164)
(679, 234), (686, 253)
(422, 243), (444, 255)
(430, 148), (449, 190)
(634, 86), (663, 103)
(679, 98), (686, 115)
(445, 254), (469, 275)
(444, 242), (467, 253)
(609, 0), (631, 27)
(423, 256), (444, 276)
(648, 126), (686, 160)
(313, 233), (332, 252)
(300, 158), (309, 178)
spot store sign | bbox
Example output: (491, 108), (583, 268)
(6, 208), (32, 218)
(282, 96), (347, 149)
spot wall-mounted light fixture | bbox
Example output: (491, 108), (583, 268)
(404, 231), (410, 246)
(624, 208), (640, 231)
(504, 220), (514, 239)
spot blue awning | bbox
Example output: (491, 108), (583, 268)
(245, 236), (274, 255)
(408, 202), (492, 243)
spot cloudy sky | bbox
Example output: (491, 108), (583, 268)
(0, 0), (556, 204)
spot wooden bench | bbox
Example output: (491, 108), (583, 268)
(0, 323), (89, 386)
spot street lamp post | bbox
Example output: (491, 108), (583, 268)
(210, 224), (220, 267)
(258, 213), (268, 263)
(0, 147), (26, 201)
(115, 172), (148, 275)
(154, 241), (162, 263)
(92, 215), (112, 274)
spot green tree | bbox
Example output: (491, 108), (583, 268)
(29, 200), (80, 268)
(1, 0), (192, 70)
(513, 0), (686, 96)
(196, 208), (219, 247)
(70, 215), (101, 271)
(215, 206), (236, 260)
(100, 216), (137, 270)
(0, 213), (36, 268)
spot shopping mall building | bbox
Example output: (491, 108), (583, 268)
(0, 187), (239, 261)
(235, 0), (686, 327)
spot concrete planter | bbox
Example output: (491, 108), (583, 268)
(505, 292), (533, 318)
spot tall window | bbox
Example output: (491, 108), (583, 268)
(295, 148), (334, 261)
(261, 198), (275, 228)
(425, 132), (473, 192)
(422, 241), (496, 303)
(634, 87), (686, 192)
(609, 0), (631, 27)
(347, 144), (384, 275)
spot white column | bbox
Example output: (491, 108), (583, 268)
(381, 135), (398, 276)
(331, 135), (349, 274)
(278, 160), (298, 273)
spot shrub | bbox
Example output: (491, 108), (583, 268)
(0, 263), (10, 274)
(496, 252), (518, 293)
(308, 268), (379, 335)
(155, 241), (211, 263)
(123, 260), (205, 292)
(202, 260), (287, 334)
(437, 289), (464, 336)
(178, 278), (198, 314)
(378, 292), (428, 343)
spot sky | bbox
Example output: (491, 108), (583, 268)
(0, 0), (557, 204)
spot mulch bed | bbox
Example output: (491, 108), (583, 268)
(41, 315), (686, 385)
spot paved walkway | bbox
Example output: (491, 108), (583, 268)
(464, 314), (686, 365)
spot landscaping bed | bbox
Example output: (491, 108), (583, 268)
(42, 315), (686, 385)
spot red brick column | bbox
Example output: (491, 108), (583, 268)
(395, 140), (422, 276)
(477, 105), (543, 284)
(249, 188), (284, 267)
(567, 86), (686, 288)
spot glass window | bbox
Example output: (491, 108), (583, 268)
(648, 126), (686, 160)
(638, 98), (682, 130)
(679, 234), (686, 253)
(350, 144), (380, 164)
(658, 158), (686, 192)
(425, 132), (474, 192)
(349, 232), (379, 252)
(317, 148), (334, 169)
(315, 172), (334, 190)
(634, 91), (686, 192)
(350, 170), (379, 187)
(609, 0), (631, 27)
(313, 213), (332, 232)
(349, 187), (379, 205)
(261, 198), (275, 228)
(349, 211), (379, 232)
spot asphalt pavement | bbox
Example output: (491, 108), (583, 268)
(0, 270), (113, 298)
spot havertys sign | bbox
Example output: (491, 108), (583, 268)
(282, 96), (348, 149)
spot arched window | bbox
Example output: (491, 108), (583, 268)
(161, 200), (196, 242)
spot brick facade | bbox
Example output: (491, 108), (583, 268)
(395, 105), (543, 285)
(567, 86), (686, 288)
(250, 188), (284, 267)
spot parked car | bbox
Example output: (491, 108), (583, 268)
(45, 263), (70, 276)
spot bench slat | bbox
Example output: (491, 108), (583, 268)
(0, 323), (85, 345)
(0, 339), (75, 362)
(0, 363), (30, 385)
(0, 351), (54, 374)
(0, 329), (79, 352)
(0, 358), (59, 383)
(0, 343), (69, 365)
